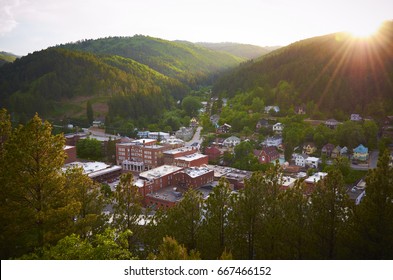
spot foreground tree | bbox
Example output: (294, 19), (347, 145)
(112, 173), (143, 253)
(351, 150), (393, 259)
(198, 177), (232, 259)
(0, 113), (80, 258)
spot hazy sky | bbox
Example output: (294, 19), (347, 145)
(1, 0), (392, 55)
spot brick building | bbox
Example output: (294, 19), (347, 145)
(254, 146), (280, 164)
(116, 139), (171, 172)
(173, 153), (208, 168)
(163, 146), (198, 165)
(64, 145), (77, 164)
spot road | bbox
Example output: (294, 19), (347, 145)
(185, 126), (203, 148)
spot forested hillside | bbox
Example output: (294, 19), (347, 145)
(0, 51), (18, 66)
(0, 48), (184, 124)
(195, 42), (278, 59)
(214, 21), (393, 118)
(59, 35), (244, 87)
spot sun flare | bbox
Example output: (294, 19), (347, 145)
(347, 20), (383, 38)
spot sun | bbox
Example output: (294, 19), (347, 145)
(346, 20), (383, 38)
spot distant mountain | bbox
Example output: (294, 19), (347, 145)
(0, 51), (19, 66)
(59, 35), (244, 87)
(196, 42), (279, 59)
(214, 21), (393, 117)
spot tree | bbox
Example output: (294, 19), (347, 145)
(308, 168), (353, 259)
(64, 167), (108, 238)
(163, 188), (203, 251)
(149, 236), (201, 260)
(182, 96), (202, 117)
(0, 113), (80, 258)
(198, 177), (232, 259)
(76, 137), (103, 160)
(112, 173), (143, 253)
(351, 150), (393, 259)
(86, 100), (94, 125)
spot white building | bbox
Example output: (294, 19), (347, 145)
(273, 123), (284, 133)
(295, 154), (308, 167)
(223, 136), (241, 147)
(262, 136), (282, 147)
(305, 157), (320, 169)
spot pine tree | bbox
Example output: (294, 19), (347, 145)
(308, 168), (353, 259)
(198, 177), (232, 259)
(352, 150), (393, 259)
(0, 113), (80, 258)
(112, 173), (143, 253)
(86, 100), (94, 125)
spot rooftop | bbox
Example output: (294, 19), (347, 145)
(175, 153), (207, 162)
(163, 146), (195, 155)
(139, 165), (183, 181)
(182, 166), (212, 178)
(305, 172), (328, 184)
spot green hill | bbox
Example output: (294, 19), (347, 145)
(0, 51), (19, 66)
(214, 21), (393, 118)
(59, 35), (244, 87)
(0, 48), (185, 123)
(196, 42), (278, 59)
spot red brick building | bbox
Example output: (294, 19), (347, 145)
(163, 146), (198, 165)
(204, 146), (222, 162)
(254, 146), (280, 164)
(116, 139), (171, 172)
(173, 153), (208, 168)
(64, 145), (77, 164)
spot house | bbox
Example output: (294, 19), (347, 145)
(321, 143), (335, 157)
(304, 172), (328, 194)
(210, 114), (220, 127)
(261, 135), (283, 147)
(347, 179), (366, 205)
(217, 123), (231, 134)
(305, 157), (320, 169)
(353, 144), (369, 162)
(325, 119), (339, 129)
(256, 119), (269, 130)
(223, 136), (241, 147)
(273, 123), (284, 133)
(254, 146), (280, 164)
(303, 142), (317, 155)
(351, 114), (362, 122)
(341, 146), (348, 155)
(331, 145), (342, 158)
(295, 154), (308, 167)
(265, 106), (280, 114)
(190, 118), (199, 128)
(295, 105), (306, 115)
(175, 127), (194, 141)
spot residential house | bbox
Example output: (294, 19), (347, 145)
(331, 145), (342, 158)
(217, 123), (231, 134)
(353, 144), (369, 162)
(264, 106), (280, 114)
(295, 105), (306, 115)
(321, 143), (335, 157)
(273, 123), (284, 134)
(295, 154), (308, 167)
(254, 146), (280, 164)
(305, 157), (320, 169)
(210, 114), (220, 127)
(347, 179), (366, 205)
(351, 114), (363, 122)
(341, 146), (348, 156)
(223, 136), (241, 147)
(261, 135), (283, 147)
(304, 172), (328, 194)
(190, 118), (199, 128)
(175, 127), (194, 141)
(325, 119), (340, 129)
(256, 119), (269, 130)
(303, 142), (317, 155)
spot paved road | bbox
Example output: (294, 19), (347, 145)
(185, 126), (203, 147)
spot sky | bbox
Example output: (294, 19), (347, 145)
(0, 0), (392, 56)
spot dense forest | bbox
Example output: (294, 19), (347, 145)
(214, 21), (393, 118)
(0, 52), (18, 66)
(0, 36), (251, 125)
(1, 110), (392, 260)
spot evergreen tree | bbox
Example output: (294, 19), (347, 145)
(0, 113), (80, 258)
(352, 150), (393, 259)
(112, 173), (143, 253)
(164, 188), (203, 251)
(308, 168), (353, 259)
(198, 177), (232, 259)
